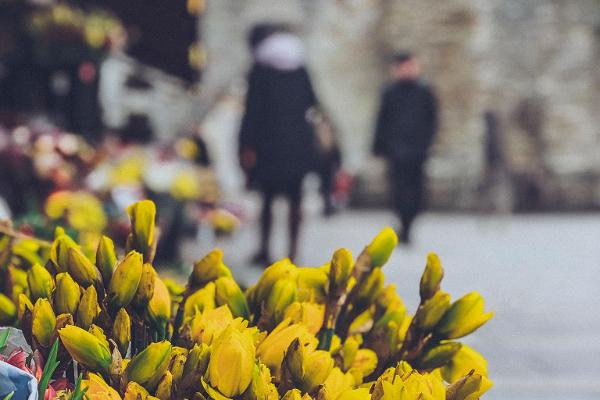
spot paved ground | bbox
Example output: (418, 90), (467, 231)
(186, 192), (600, 400)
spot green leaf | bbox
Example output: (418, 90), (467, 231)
(38, 339), (60, 400)
(69, 373), (89, 400)
(2, 392), (15, 400)
(0, 329), (9, 353)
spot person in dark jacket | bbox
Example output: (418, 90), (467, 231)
(373, 52), (438, 244)
(239, 25), (318, 264)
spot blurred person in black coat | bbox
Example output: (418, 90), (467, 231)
(239, 24), (318, 264)
(373, 52), (438, 244)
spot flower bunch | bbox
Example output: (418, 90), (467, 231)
(0, 200), (493, 400)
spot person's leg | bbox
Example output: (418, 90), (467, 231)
(254, 189), (274, 265)
(398, 162), (424, 244)
(287, 180), (303, 262)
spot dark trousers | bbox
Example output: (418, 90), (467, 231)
(389, 159), (425, 240)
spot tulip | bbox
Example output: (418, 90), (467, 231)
(113, 308), (131, 356)
(282, 389), (302, 400)
(317, 367), (354, 400)
(207, 325), (255, 398)
(283, 302), (325, 335)
(133, 263), (156, 308)
(329, 248), (354, 295)
(77, 285), (99, 330)
(124, 381), (150, 400)
(108, 251), (143, 310)
(264, 278), (297, 327)
(435, 292), (493, 339)
(96, 235), (117, 288)
(127, 200), (156, 261)
(250, 258), (297, 309)
(126, 341), (172, 391)
(89, 324), (110, 350)
(0, 292), (17, 325)
(190, 249), (231, 287)
(50, 233), (78, 272)
(415, 291), (451, 331)
(243, 362), (279, 400)
(446, 372), (493, 400)
(354, 267), (384, 307)
(167, 347), (188, 387)
(365, 227), (397, 268)
(155, 371), (173, 400)
(350, 349), (378, 378)
(215, 276), (250, 319)
(82, 372), (122, 400)
(337, 388), (371, 400)
(32, 298), (56, 347)
(27, 263), (55, 301)
(420, 252), (444, 301)
(184, 282), (216, 319)
(189, 305), (233, 346)
(59, 325), (112, 373)
(17, 293), (33, 321)
(54, 272), (80, 315)
(147, 272), (171, 328)
(417, 341), (462, 370)
(67, 247), (98, 287)
(440, 344), (488, 384)
(283, 338), (334, 393)
(297, 267), (328, 303)
(180, 343), (210, 393)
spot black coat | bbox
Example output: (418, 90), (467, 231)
(373, 80), (438, 163)
(239, 64), (317, 189)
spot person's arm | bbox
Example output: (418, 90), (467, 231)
(423, 86), (439, 149)
(373, 88), (391, 156)
(238, 66), (262, 171)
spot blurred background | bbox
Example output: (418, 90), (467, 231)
(0, 1), (599, 399)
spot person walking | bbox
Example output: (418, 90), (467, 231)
(239, 24), (318, 264)
(373, 52), (438, 244)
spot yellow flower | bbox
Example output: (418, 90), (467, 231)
(415, 291), (451, 332)
(123, 381), (149, 400)
(435, 292), (493, 339)
(208, 325), (255, 397)
(329, 248), (354, 295)
(113, 308), (131, 356)
(180, 343), (210, 393)
(190, 249), (231, 288)
(243, 362), (279, 400)
(50, 233), (79, 272)
(125, 341), (172, 391)
(147, 272), (172, 327)
(184, 282), (216, 320)
(283, 302), (325, 335)
(417, 342), (462, 370)
(190, 305), (233, 346)
(155, 371), (173, 400)
(32, 298), (56, 347)
(54, 272), (80, 315)
(0, 293), (17, 325)
(283, 338), (334, 393)
(126, 200), (156, 261)
(215, 276), (250, 319)
(250, 258), (297, 309)
(82, 373), (122, 400)
(133, 263), (156, 308)
(58, 325), (112, 373)
(108, 251), (143, 310)
(440, 344), (488, 384)
(77, 285), (99, 330)
(27, 263), (55, 301)
(446, 372), (493, 400)
(419, 252), (444, 301)
(96, 235), (117, 285)
(317, 367), (355, 400)
(67, 247), (98, 288)
(365, 227), (397, 268)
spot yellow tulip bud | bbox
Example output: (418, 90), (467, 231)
(155, 371), (173, 400)
(82, 372), (122, 399)
(58, 325), (112, 373)
(126, 341), (172, 391)
(133, 263), (156, 308)
(67, 247), (98, 287)
(251, 258), (297, 309)
(446, 372), (493, 400)
(50, 233), (78, 272)
(207, 325), (255, 398)
(190, 249), (231, 287)
(317, 367), (354, 400)
(264, 278), (297, 327)
(282, 389), (302, 400)
(168, 347), (188, 387)
(27, 263), (55, 301)
(77, 285), (99, 330)
(0, 292), (17, 325)
(284, 302), (325, 335)
(17, 293), (33, 322)
(96, 235), (117, 286)
(355, 268), (384, 307)
(190, 305), (233, 346)
(337, 388), (371, 400)
(113, 308), (131, 356)
(32, 298), (56, 347)
(329, 248), (354, 295)
(215, 276), (250, 319)
(420, 252), (444, 301)
(54, 272), (80, 315)
(297, 267), (328, 303)
(124, 381), (150, 400)
(417, 341), (462, 370)
(440, 344), (488, 384)
(243, 362), (278, 400)
(89, 324), (110, 351)
(283, 338), (334, 393)
(181, 343), (210, 393)
(350, 349), (378, 378)
(108, 251), (143, 310)
(184, 283), (216, 319)
(127, 200), (156, 262)
(415, 291), (451, 331)
(147, 273), (171, 327)
(435, 292), (493, 339)
(365, 227), (397, 268)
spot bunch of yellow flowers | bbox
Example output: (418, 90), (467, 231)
(0, 200), (492, 400)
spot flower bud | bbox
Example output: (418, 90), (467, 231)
(282, 389), (302, 400)
(89, 324), (110, 350)
(147, 272), (171, 327)
(329, 248), (353, 295)
(417, 342), (462, 370)
(215, 276), (250, 319)
(189, 305), (233, 346)
(168, 347), (188, 387)
(420, 252), (444, 301)
(113, 308), (131, 356)
(67, 247), (98, 287)
(415, 291), (451, 332)
(124, 381), (150, 400)
(365, 227), (397, 268)
(155, 371), (173, 400)
(50, 233), (78, 272)
(350, 349), (378, 378)
(82, 372), (122, 399)
(125, 340), (172, 391)
(190, 249), (231, 288)
(59, 325), (112, 373)
(32, 298), (56, 347)
(54, 272), (80, 315)
(283, 338), (334, 393)
(440, 344), (488, 384)
(297, 267), (328, 303)
(133, 263), (156, 309)
(77, 285), (99, 330)
(184, 282), (216, 320)
(27, 263), (55, 301)
(17, 293), (33, 322)
(446, 372), (493, 400)
(435, 292), (493, 339)
(283, 302), (325, 335)
(242, 362), (278, 400)
(207, 325), (255, 398)
(180, 343), (210, 393)
(251, 259), (297, 309)
(127, 200), (156, 261)
(317, 367), (354, 400)
(355, 268), (384, 307)
(108, 251), (143, 310)
(0, 292), (17, 325)
(264, 278), (297, 328)
(96, 235), (117, 285)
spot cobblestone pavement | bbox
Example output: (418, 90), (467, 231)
(187, 195), (600, 400)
